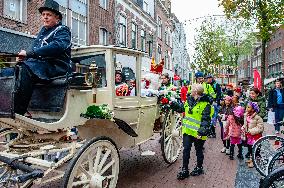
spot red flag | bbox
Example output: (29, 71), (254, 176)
(253, 69), (261, 91)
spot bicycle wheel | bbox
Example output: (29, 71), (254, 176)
(260, 167), (284, 188)
(268, 150), (284, 175)
(252, 135), (284, 176)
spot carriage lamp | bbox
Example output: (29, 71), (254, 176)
(84, 62), (98, 87)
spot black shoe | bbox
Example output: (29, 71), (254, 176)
(177, 168), (189, 180)
(237, 154), (244, 160)
(190, 166), (204, 176)
(229, 155), (234, 160)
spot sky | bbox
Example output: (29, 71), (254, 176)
(171, 0), (224, 58)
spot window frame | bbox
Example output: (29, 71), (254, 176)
(99, 28), (108, 45)
(131, 23), (138, 49)
(119, 15), (127, 46)
(99, 0), (108, 10)
(59, 1), (88, 46)
(3, 0), (27, 22)
(158, 17), (162, 39)
(141, 29), (146, 51)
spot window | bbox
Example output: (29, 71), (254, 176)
(165, 50), (168, 69)
(143, 1), (149, 13)
(99, 28), (108, 45)
(99, 0), (108, 9)
(165, 29), (168, 45)
(148, 34), (153, 57)
(157, 44), (162, 63)
(71, 12), (87, 45)
(119, 15), (127, 46)
(141, 30), (146, 51)
(74, 54), (107, 88)
(131, 23), (137, 49)
(158, 17), (162, 39)
(114, 54), (137, 96)
(59, 0), (88, 46)
(4, 0), (27, 22)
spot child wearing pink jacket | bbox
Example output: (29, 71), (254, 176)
(225, 106), (245, 160)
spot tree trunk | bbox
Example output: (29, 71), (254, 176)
(260, 39), (266, 92)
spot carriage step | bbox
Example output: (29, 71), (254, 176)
(32, 117), (59, 123)
(140, 150), (155, 156)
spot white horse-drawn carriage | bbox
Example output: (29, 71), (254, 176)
(0, 46), (182, 188)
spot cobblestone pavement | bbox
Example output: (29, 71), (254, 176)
(35, 123), (278, 188)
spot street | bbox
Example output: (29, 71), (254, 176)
(35, 124), (276, 188)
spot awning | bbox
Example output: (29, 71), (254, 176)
(0, 29), (35, 54)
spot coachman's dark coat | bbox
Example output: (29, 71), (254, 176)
(24, 22), (72, 80)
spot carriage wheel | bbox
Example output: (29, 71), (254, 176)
(268, 150), (284, 175)
(161, 110), (183, 164)
(63, 137), (119, 188)
(252, 135), (284, 176)
(260, 167), (284, 188)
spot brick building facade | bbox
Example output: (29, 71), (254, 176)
(115, 0), (156, 56)
(156, 0), (174, 77)
(0, 0), (116, 56)
(237, 25), (284, 86)
(0, 0), (42, 55)
(266, 26), (284, 79)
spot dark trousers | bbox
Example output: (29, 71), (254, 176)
(7, 64), (42, 115)
(223, 140), (230, 149)
(182, 134), (205, 170)
(230, 144), (242, 155)
(274, 105), (284, 131)
(247, 145), (253, 157)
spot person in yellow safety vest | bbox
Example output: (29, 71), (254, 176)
(188, 71), (216, 103)
(174, 83), (214, 180)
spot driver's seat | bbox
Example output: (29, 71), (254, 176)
(28, 77), (68, 112)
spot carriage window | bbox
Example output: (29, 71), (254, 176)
(141, 56), (160, 97)
(73, 54), (107, 88)
(114, 53), (137, 96)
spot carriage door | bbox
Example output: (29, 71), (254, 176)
(113, 53), (140, 139)
(136, 56), (158, 144)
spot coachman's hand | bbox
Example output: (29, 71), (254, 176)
(17, 50), (27, 62)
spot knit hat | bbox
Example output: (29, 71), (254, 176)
(248, 101), (260, 113)
(233, 106), (245, 118)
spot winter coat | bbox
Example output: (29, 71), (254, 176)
(268, 88), (284, 109)
(24, 22), (72, 80)
(225, 115), (242, 139)
(245, 96), (266, 119)
(242, 112), (264, 136)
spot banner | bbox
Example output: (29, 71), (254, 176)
(253, 69), (261, 90)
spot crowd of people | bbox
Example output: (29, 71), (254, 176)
(169, 71), (284, 180)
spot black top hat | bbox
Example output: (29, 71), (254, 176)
(39, 0), (62, 20)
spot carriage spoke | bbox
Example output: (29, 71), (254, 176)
(165, 134), (172, 142)
(72, 180), (90, 186)
(97, 149), (111, 173)
(93, 146), (102, 173)
(100, 159), (115, 175)
(78, 165), (91, 179)
(88, 154), (94, 174)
